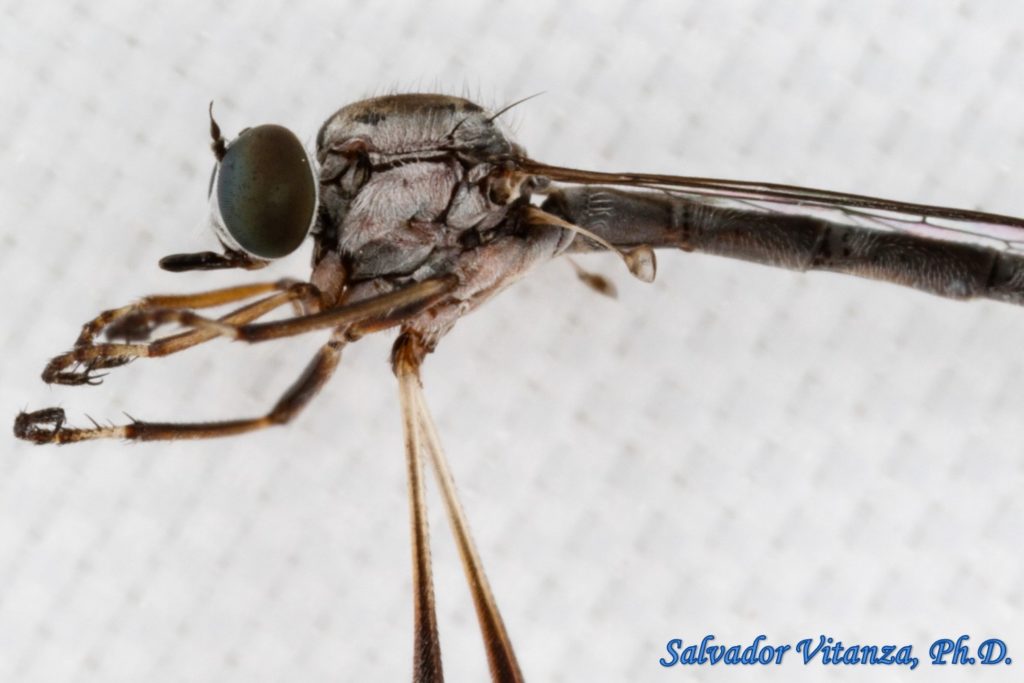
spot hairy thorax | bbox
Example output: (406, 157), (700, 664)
(313, 95), (526, 284)
(308, 94), (573, 345)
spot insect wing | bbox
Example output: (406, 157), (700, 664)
(519, 158), (1024, 253)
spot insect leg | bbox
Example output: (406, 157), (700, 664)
(220, 276), (458, 343)
(409, 357), (525, 682)
(44, 277), (454, 386)
(567, 257), (617, 298)
(394, 333), (445, 683)
(44, 285), (321, 386)
(75, 279), (320, 347)
(73, 276), (456, 348)
(16, 333), (344, 445)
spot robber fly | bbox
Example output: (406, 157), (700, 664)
(14, 93), (1024, 682)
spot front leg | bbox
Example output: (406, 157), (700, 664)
(74, 280), (318, 347)
(17, 335), (344, 445)
(44, 283), (321, 386)
(17, 278), (460, 445)
(42, 277), (454, 386)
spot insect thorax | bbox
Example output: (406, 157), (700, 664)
(313, 94), (528, 289)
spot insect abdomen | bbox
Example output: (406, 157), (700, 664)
(543, 186), (1024, 306)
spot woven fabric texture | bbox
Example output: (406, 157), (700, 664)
(3, 1), (1022, 681)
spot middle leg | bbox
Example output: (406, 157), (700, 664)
(46, 283), (323, 385)
(17, 331), (344, 444)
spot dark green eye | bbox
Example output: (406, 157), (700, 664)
(215, 124), (317, 259)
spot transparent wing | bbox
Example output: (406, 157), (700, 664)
(518, 158), (1024, 254)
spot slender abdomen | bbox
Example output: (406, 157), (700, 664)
(541, 186), (1024, 306)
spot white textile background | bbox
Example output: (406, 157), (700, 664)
(2, 1), (1023, 681)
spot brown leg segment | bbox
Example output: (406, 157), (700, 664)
(74, 274), (455, 352)
(227, 276), (457, 343)
(45, 285), (321, 386)
(392, 332), (524, 683)
(19, 277), (459, 444)
(395, 334), (445, 683)
(74, 279), (318, 347)
(414, 387), (525, 683)
(43, 276), (455, 386)
(15, 337), (343, 445)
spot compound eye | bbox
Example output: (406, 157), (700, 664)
(215, 125), (317, 259)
